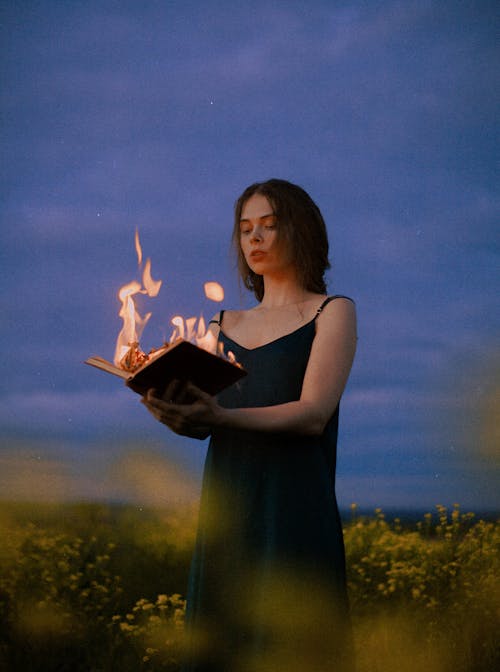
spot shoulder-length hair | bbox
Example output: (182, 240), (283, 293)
(232, 178), (331, 302)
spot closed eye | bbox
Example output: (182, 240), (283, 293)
(239, 211), (276, 234)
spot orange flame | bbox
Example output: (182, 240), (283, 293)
(134, 228), (142, 266)
(204, 281), (224, 302)
(168, 281), (224, 355)
(169, 314), (217, 355)
(173, 281), (225, 354)
(114, 231), (235, 371)
(114, 232), (162, 367)
(142, 259), (162, 296)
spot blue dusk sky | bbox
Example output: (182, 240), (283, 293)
(1, 1), (498, 511)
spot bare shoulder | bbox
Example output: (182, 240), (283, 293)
(207, 311), (222, 337)
(218, 308), (254, 330)
(209, 311), (222, 322)
(316, 296), (357, 336)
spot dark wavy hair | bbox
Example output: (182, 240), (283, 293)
(232, 179), (331, 302)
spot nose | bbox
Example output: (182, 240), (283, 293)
(250, 226), (263, 243)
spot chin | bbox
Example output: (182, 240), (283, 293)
(248, 261), (269, 274)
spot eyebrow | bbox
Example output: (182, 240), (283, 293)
(239, 212), (275, 223)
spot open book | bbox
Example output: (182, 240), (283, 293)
(85, 339), (247, 397)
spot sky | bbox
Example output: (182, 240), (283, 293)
(1, 0), (498, 511)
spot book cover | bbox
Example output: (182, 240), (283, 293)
(85, 339), (247, 397)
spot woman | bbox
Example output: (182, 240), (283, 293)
(142, 179), (357, 671)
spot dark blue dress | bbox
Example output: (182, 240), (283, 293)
(182, 297), (354, 672)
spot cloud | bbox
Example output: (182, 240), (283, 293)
(1, 1), (498, 511)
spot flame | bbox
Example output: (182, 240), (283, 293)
(113, 231), (236, 370)
(169, 309), (227, 356)
(204, 281), (224, 302)
(195, 316), (217, 354)
(170, 316), (185, 341)
(142, 258), (162, 296)
(114, 232), (162, 367)
(134, 228), (143, 266)
(169, 314), (217, 355)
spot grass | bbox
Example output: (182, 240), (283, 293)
(0, 501), (498, 671)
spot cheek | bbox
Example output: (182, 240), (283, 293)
(272, 234), (291, 262)
(239, 235), (249, 253)
(239, 238), (251, 263)
(265, 230), (282, 255)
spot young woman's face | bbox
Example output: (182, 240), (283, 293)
(239, 193), (291, 276)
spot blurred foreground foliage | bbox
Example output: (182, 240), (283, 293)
(0, 501), (498, 672)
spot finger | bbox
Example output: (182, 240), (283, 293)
(145, 388), (160, 402)
(184, 381), (212, 401)
(142, 398), (184, 427)
(175, 381), (192, 404)
(160, 379), (182, 403)
(142, 393), (174, 415)
(141, 395), (163, 417)
(147, 397), (175, 415)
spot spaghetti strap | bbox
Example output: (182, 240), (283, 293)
(209, 310), (225, 327)
(316, 295), (355, 316)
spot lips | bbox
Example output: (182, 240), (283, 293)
(250, 250), (266, 259)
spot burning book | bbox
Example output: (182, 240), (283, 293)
(85, 339), (246, 397)
(85, 230), (246, 397)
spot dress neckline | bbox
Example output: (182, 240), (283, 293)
(219, 318), (316, 353)
(216, 295), (353, 352)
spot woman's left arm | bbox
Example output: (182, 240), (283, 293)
(142, 298), (357, 437)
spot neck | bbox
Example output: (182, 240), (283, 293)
(259, 275), (313, 308)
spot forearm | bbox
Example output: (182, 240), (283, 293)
(215, 400), (329, 436)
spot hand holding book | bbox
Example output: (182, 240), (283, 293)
(141, 382), (215, 438)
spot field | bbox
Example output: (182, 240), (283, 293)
(0, 502), (498, 672)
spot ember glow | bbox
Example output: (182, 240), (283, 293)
(114, 235), (230, 372)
